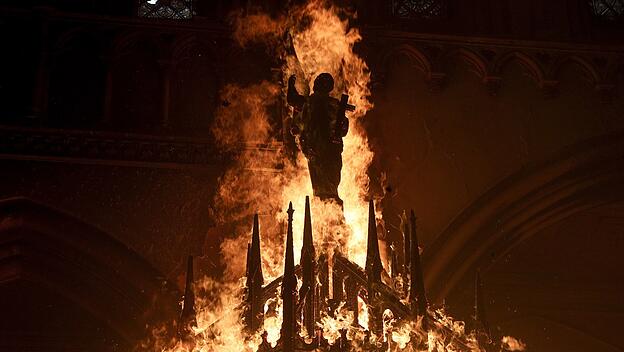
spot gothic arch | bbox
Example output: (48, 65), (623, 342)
(49, 28), (105, 66)
(171, 34), (218, 64)
(52, 27), (93, 56)
(168, 34), (220, 134)
(171, 34), (199, 61)
(549, 55), (604, 87)
(111, 30), (153, 58)
(379, 44), (434, 80)
(422, 131), (624, 302)
(491, 51), (546, 87)
(0, 197), (179, 343)
(444, 47), (490, 80)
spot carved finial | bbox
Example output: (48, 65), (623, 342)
(287, 201), (294, 218)
(301, 196), (315, 259)
(365, 199), (382, 283)
(281, 201), (296, 352)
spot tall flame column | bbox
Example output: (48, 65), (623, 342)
(281, 202), (297, 352)
(299, 196), (316, 337)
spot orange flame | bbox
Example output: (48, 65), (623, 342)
(138, 1), (526, 351)
(501, 336), (527, 351)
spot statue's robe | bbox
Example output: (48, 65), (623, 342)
(290, 92), (348, 205)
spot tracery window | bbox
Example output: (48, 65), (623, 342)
(138, 0), (193, 19)
(589, 0), (624, 20)
(392, 0), (445, 20)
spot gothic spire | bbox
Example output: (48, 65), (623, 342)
(249, 213), (264, 286)
(245, 214), (264, 331)
(281, 202), (297, 352)
(365, 199), (382, 283)
(301, 196), (315, 265)
(299, 196), (316, 336)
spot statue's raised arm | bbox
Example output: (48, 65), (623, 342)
(287, 75), (304, 111)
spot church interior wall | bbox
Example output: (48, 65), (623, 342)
(0, 2), (623, 350)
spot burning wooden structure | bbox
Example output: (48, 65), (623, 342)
(180, 196), (501, 351)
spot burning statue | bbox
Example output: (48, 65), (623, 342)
(287, 72), (355, 206)
(139, 1), (527, 351)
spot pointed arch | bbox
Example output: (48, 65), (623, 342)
(0, 198), (179, 343)
(111, 30), (153, 58)
(171, 34), (218, 63)
(492, 51), (546, 87)
(423, 131), (624, 302)
(550, 55), (604, 86)
(445, 47), (490, 80)
(52, 27), (94, 56)
(379, 43), (433, 79)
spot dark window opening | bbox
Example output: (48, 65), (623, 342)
(138, 0), (193, 19)
(391, 0), (445, 20)
(589, 0), (624, 21)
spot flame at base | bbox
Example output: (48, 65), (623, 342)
(137, 1), (526, 352)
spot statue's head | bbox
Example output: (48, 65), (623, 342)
(313, 73), (334, 95)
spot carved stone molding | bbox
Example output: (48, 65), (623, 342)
(0, 126), (225, 169)
(0, 197), (180, 343)
(368, 31), (624, 100)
